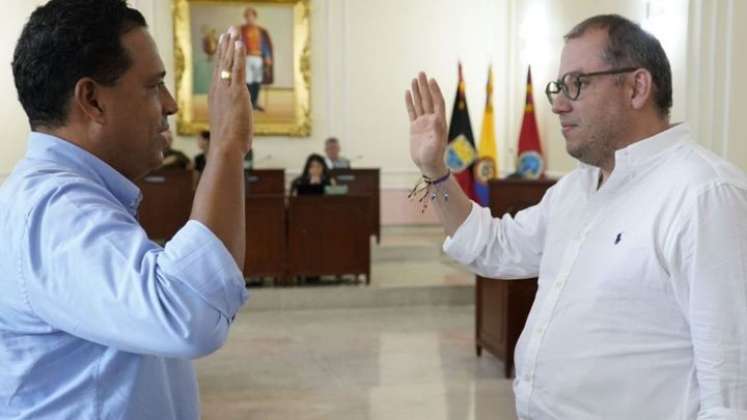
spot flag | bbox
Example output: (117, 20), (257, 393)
(516, 66), (545, 179)
(474, 66), (499, 206)
(445, 63), (477, 201)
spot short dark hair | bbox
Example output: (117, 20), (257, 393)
(200, 130), (211, 141)
(12, 0), (147, 129)
(565, 14), (672, 118)
(325, 137), (339, 145)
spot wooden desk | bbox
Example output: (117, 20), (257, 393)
(287, 195), (371, 283)
(245, 169), (285, 194)
(136, 169), (194, 241)
(476, 178), (555, 378)
(330, 168), (380, 243)
(137, 169), (374, 286)
(244, 194), (287, 280)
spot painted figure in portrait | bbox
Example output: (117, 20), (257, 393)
(174, 0), (310, 136)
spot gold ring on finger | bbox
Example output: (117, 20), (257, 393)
(220, 70), (232, 81)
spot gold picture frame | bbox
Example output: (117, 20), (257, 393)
(172, 0), (311, 136)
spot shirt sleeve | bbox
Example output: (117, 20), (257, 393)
(19, 179), (249, 359)
(668, 182), (747, 418)
(442, 188), (552, 279)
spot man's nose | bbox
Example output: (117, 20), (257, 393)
(551, 94), (571, 114)
(161, 86), (178, 116)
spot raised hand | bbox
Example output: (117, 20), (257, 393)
(405, 72), (448, 178)
(208, 26), (253, 155)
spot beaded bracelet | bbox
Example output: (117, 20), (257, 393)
(408, 170), (451, 213)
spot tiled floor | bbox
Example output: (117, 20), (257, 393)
(196, 306), (517, 420)
(371, 226), (473, 288)
(195, 226), (515, 418)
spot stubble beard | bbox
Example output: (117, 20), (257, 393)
(567, 121), (621, 170)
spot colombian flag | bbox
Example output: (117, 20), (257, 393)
(474, 66), (499, 206)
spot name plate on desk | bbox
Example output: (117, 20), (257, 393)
(336, 174), (356, 182)
(325, 185), (349, 195)
(244, 169), (285, 194)
(143, 176), (166, 183)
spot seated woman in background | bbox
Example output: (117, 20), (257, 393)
(291, 153), (334, 195)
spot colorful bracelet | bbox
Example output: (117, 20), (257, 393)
(424, 170), (451, 186)
(408, 170), (451, 213)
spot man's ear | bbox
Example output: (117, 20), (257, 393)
(630, 69), (654, 111)
(73, 78), (106, 124)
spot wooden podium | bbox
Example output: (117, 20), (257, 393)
(136, 169), (194, 241)
(287, 195), (371, 283)
(243, 169), (286, 279)
(243, 195), (286, 279)
(136, 167), (376, 286)
(476, 178), (555, 378)
(244, 169), (285, 194)
(330, 168), (380, 243)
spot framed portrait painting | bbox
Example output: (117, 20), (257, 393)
(173, 0), (311, 136)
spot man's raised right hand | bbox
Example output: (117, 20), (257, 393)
(208, 26), (253, 156)
(405, 72), (449, 179)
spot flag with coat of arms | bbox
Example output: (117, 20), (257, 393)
(474, 66), (499, 206)
(445, 63), (477, 201)
(516, 66), (545, 178)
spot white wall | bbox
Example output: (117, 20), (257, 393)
(133, 0), (511, 190)
(729, 1), (747, 168)
(1, 0), (745, 188)
(0, 1), (45, 179)
(341, 0), (508, 181)
(686, 0), (747, 170)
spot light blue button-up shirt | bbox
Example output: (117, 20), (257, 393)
(0, 133), (249, 419)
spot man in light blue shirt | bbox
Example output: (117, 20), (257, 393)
(0, 0), (254, 418)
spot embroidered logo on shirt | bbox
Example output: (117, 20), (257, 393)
(614, 233), (622, 245)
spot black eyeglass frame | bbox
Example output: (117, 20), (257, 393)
(545, 67), (638, 105)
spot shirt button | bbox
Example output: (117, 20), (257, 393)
(536, 326), (545, 335)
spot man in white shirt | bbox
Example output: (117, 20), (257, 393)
(405, 14), (747, 420)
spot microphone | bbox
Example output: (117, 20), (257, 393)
(349, 155), (364, 164)
(255, 153), (273, 163)
(249, 154), (271, 168)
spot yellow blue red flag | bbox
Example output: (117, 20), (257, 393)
(474, 66), (498, 206)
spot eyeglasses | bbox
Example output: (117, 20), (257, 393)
(545, 67), (638, 105)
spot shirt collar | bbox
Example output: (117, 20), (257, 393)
(25, 132), (142, 214)
(576, 122), (690, 175)
(613, 122), (690, 172)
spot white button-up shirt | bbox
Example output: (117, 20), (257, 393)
(444, 124), (747, 419)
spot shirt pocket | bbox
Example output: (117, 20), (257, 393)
(575, 229), (670, 298)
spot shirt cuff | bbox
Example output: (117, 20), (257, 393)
(442, 202), (491, 265)
(697, 407), (747, 420)
(161, 220), (249, 320)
